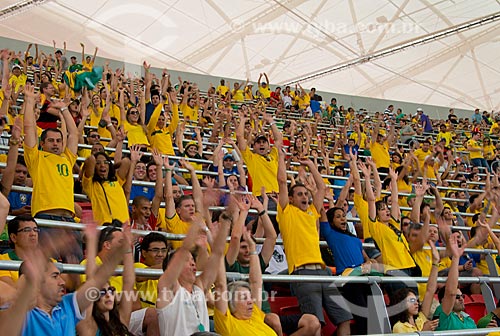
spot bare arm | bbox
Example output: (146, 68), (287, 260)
(157, 215), (201, 309)
(440, 233), (464, 315)
(421, 242), (440, 318)
(196, 215), (231, 292)
(0, 117), (22, 196)
(150, 150), (164, 218)
(163, 156), (177, 218)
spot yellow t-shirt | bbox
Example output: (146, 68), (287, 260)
(437, 132), (453, 147)
(370, 141), (391, 169)
(278, 204), (324, 274)
(232, 89), (244, 102)
(354, 193), (370, 239)
(0, 252), (21, 283)
(124, 120), (149, 146)
(217, 85), (229, 97)
(82, 59), (94, 71)
(392, 312), (428, 333)
(241, 147), (279, 196)
(468, 139), (483, 159)
(297, 95), (310, 110)
(147, 103), (179, 155)
(368, 217), (415, 271)
(180, 103), (199, 122)
(134, 262), (159, 308)
(484, 144), (495, 160)
(9, 73), (27, 92)
(82, 175), (129, 225)
(214, 305), (277, 336)
(89, 106), (103, 127)
(80, 256), (123, 292)
(258, 86), (271, 99)
(23, 145), (77, 216)
(413, 148), (431, 168)
(165, 212), (190, 250)
(412, 244), (432, 297)
(350, 132), (367, 149)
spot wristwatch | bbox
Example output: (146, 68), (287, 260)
(60, 106), (68, 112)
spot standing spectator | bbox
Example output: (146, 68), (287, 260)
(472, 108), (482, 124)
(257, 73), (270, 100)
(156, 213), (230, 336)
(467, 131), (489, 171)
(22, 84), (79, 223)
(370, 122), (395, 174)
(448, 108), (458, 124)
(417, 108), (433, 133)
(277, 142), (352, 334)
(236, 112), (281, 206)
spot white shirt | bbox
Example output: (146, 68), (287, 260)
(157, 285), (209, 336)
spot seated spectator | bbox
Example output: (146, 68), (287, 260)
(391, 241), (440, 333)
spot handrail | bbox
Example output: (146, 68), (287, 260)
(10, 216), (500, 251)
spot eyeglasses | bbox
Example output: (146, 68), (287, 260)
(456, 294), (465, 299)
(147, 248), (168, 255)
(100, 286), (116, 297)
(129, 110), (139, 115)
(17, 227), (40, 233)
(407, 297), (418, 304)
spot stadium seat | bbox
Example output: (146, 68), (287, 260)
(470, 294), (485, 303)
(463, 294), (473, 304)
(268, 296), (298, 314)
(464, 302), (486, 323)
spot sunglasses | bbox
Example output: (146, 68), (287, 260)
(89, 134), (100, 139)
(129, 110), (139, 115)
(407, 297), (418, 304)
(100, 286), (116, 297)
(456, 294), (465, 299)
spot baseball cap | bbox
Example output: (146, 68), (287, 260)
(12, 64), (21, 70)
(223, 153), (234, 161)
(254, 135), (269, 143)
(416, 108), (423, 112)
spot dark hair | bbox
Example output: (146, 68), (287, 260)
(288, 183), (307, 197)
(132, 196), (150, 208)
(92, 152), (117, 183)
(8, 215), (37, 247)
(40, 128), (63, 143)
(39, 81), (53, 94)
(326, 207), (344, 225)
(175, 195), (194, 209)
(390, 288), (419, 326)
(141, 232), (169, 252)
(92, 299), (133, 336)
(395, 166), (409, 184)
(97, 226), (121, 252)
(146, 161), (157, 180)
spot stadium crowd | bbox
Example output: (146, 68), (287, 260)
(0, 41), (500, 335)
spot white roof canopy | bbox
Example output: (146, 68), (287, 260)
(1, 0), (499, 111)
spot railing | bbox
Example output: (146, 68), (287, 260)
(0, 258), (497, 334)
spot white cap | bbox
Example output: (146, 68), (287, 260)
(416, 108), (423, 112)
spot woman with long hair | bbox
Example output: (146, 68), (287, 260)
(119, 87), (149, 148)
(391, 242), (440, 333)
(77, 223), (135, 336)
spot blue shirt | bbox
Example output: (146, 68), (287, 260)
(8, 191), (32, 211)
(130, 184), (155, 202)
(22, 293), (85, 336)
(320, 221), (364, 274)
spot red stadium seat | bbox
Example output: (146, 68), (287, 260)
(463, 294), (473, 304)
(268, 296), (298, 314)
(464, 302), (486, 323)
(470, 294), (485, 303)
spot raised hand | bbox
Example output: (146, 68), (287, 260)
(129, 144), (143, 162)
(151, 148), (162, 165)
(179, 158), (194, 172)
